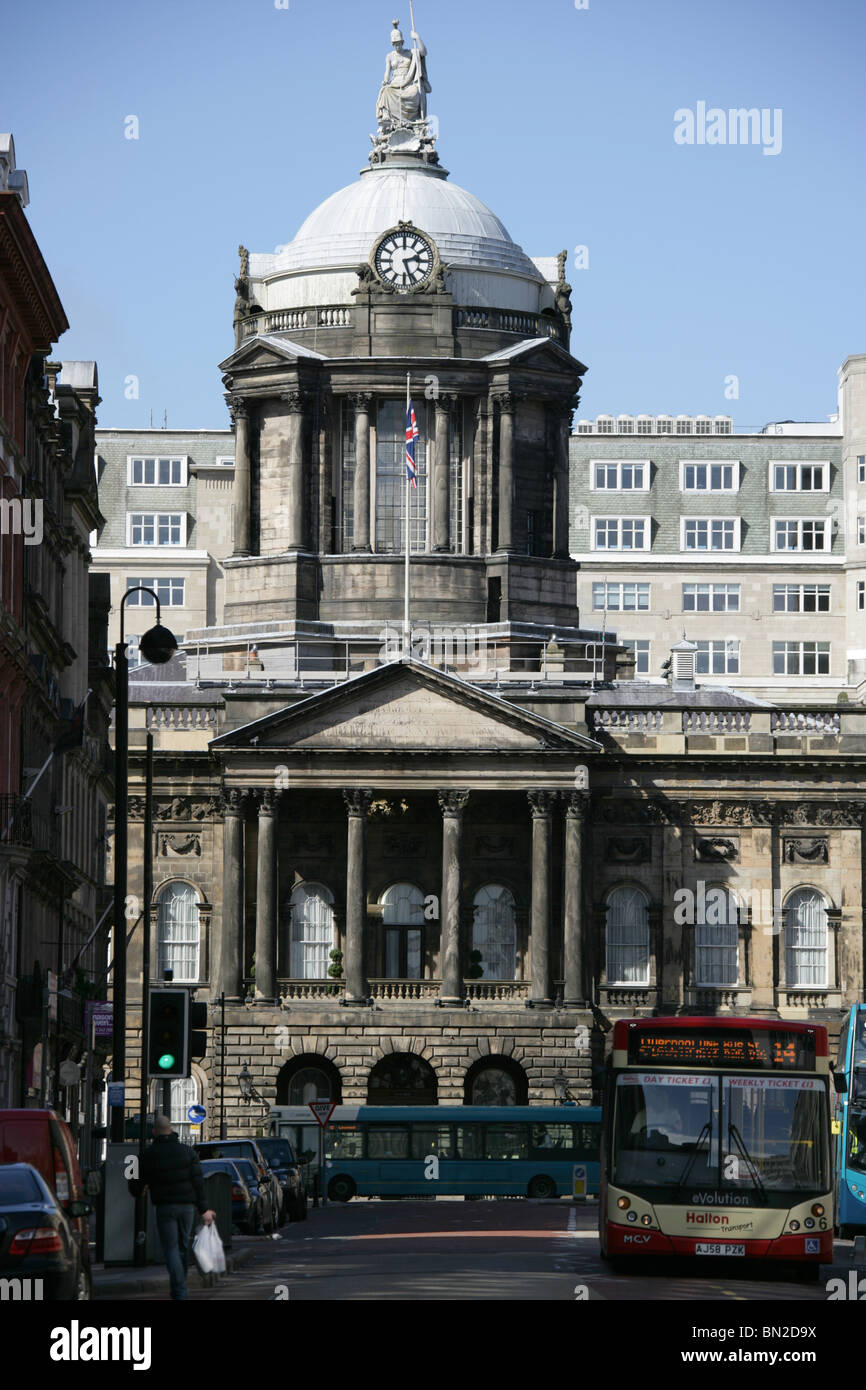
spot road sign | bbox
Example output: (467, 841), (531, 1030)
(188, 1104), (206, 1123)
(107, 1082), (125, 1109)
(59, 1060), (81, 1086)
(308, 1100), (336, 1127)
(572, 1164), (587, 1200)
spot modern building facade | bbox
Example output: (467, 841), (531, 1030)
(570, 354), (866, 701)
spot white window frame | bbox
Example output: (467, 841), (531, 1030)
(157, 881), (200, 983)
(214, 456), (235, 468)
(859, 517), (866, 545)
(290, 882), (335, 979)
(859, 581), (865, 612)
(768, 461), (830, 493)
(126, 512), (187, 547)
(605, 886), (650, 985)
(771, 583), (831, 614)
(679, 460), (740, 493)
(591, 517), (650, 551)
(680, 517), (741, 552)
(858, 456), (866, 484)
(589, 460), (650, 492)
(695, 638), (740, 676)
(127, 455), (188, 487)
(592, 581), (651, 612)
(695, 891), (740, 987)
(772, 641), (831, 676)
(621, 638), (650, 676)
(126, 577), (186, 607)
(784, 889), (829, 989)
(771, 518), (829, 552)
(682, 582), (740, 612)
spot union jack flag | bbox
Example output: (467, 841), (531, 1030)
(405, 401), (419, 488)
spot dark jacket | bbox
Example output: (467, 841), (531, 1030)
(139, 1133), (207, 1211)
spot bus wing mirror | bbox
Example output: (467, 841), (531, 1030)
(834, 1073), (848, 1094)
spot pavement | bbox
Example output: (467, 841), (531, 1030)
(92, 1240), (258, 1297)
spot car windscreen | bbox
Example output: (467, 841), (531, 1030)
(0, 1168), (44, 1204)
(256, 1139), (295, 1167)
(232, 1159), (258, 1183)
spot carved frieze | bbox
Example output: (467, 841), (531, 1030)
(606, 836), (651, 864)
(783, 837), (830, 864)
(695, 836), (739, 863)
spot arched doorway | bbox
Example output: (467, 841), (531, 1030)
(276, 1054), (343, 1106)
(464, 1056), (528, 1106)
(367, 1053), (437, 1106)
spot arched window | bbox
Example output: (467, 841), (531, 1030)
(465, 1057), (528, 1106)
(368, 1053), (437, 1106)
(290, 883), (334, 979)
(381, 882), (425, 979)
(167, 1076), (197, 1146)
(695, 887), (739, 986)
(472, 884), (517, 979)
(785, 889), (828, 988)
(157, 882), (200, 982)
(606, 886), (649, 985)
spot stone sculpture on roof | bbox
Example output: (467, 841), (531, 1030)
(371, 17), (438, 165)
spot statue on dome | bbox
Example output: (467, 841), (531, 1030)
(377, 18), (431, 132)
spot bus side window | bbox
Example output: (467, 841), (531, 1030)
(325, 1126), (364, 1161)
(531, 1123), (572, 1153)
(367, 1128), (410, 1160)
(455, 1126), (481, 1159)
(411, 1126), (454, 1160)
(485, 1126), (528, 1161)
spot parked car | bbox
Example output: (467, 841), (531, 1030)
(0, 1163), (92, 1299)
(256, 1136), (308, 1221)
(230, 1158), (275, 1235)
(0, 1109), (91, 1280)
(200, 1159), (258, 1235)
(195, 1140), (290, 1226)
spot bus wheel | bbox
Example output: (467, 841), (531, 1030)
(328, 1175), (356, 1203)
(528, 1175), (556, 1200)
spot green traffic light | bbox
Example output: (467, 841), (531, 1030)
(158, 1053), (176, 1070)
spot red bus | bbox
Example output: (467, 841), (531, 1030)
(599, 1017), (833, 1277)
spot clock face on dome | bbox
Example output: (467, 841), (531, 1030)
(373, 228), (436, 291)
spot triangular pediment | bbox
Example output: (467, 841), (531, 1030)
(483, 337), (587, 375)
(218, 334), (327, 374)
(212, 660), (599, 754)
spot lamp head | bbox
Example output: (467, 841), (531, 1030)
(139, 623), (179, 666)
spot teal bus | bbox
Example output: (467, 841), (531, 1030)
(834, 1003), (866, 1236)
(267, 1104), (601, 1202)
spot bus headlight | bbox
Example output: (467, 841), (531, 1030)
(789, 1220), (800, 1231)
(804, 1218), (815, 1229)
(627, 1211), (638, 1222)
(641, 1214), (652, 1226)
(811, 1203), (824, 1217)
(617, 1196), (631, 1210)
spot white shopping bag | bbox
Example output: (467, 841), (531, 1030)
(193, 1221), (226, 1275)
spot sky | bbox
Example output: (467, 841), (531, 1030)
(3, 0), (864, 430)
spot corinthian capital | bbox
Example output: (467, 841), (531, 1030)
(221, 788), (247, 816)
(283, 389), (307, 414)
(343, 788), (373, 817)
(257, 788), (280, 816)
(438, 789), (470, 816)
(230, 395), (249, 424)
(349, 392), (374, 413)
(563, 790), (589, 822)
(527, 789), (556, 818)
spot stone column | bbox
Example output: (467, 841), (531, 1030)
(231, 397), (252, 556)
(220, 789), (246, 1000)
(563, 791), (589, 1004)
(343, 789), (373, 1003)
(352, 393), (373, 552)
(528, 790), (556, 1006)
(432, 396), (454, 552)
(553, 402), (572, 559)
(284, 390), (307, 551)
(254, 790), (279, 1003)
(497, 392), (516, 553)
(438, 790), (470, 1003)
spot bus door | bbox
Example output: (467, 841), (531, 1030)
(366, 1125), (413, 1191)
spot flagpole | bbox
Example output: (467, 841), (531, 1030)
(404, 372), (411, 658)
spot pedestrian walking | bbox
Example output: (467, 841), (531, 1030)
(135, 1113), (216, 1300)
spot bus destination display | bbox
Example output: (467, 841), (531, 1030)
(627, 1027), (815, 1070)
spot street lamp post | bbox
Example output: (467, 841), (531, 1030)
(110, 587), (177, 1143)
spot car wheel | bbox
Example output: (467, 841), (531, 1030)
(328, 1174), (356, 1203)
(528, 1175), (557, 1200)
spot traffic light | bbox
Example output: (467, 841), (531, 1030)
(147, 989), (189, 1078)
(189, 1001), (208, 1062)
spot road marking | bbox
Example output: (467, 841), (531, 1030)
(568, 1208), (577, 1233)
(303, 1230), (599, 1242)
